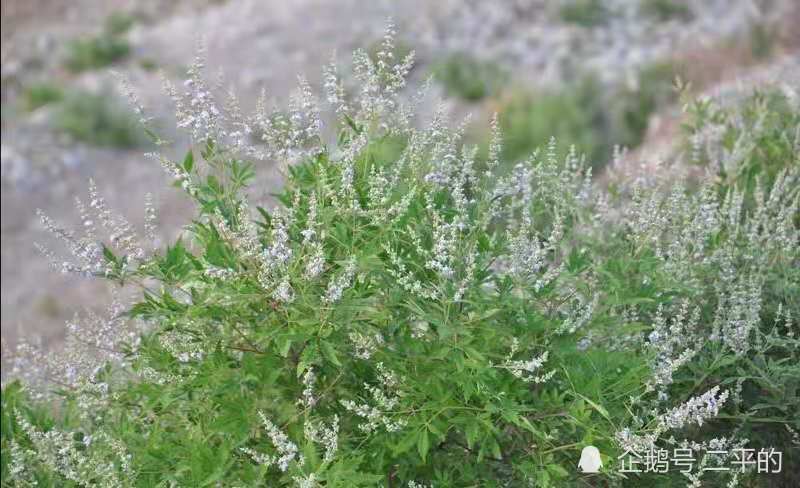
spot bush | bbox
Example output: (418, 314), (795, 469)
(138, 58), (158, 72)
(748, 22), (776, 60)
(21, 82), (64, 111)
(498, 78), (609, 167)
(498, 64), (679, 169)
(55, 89), (143, 148)
(639, 0), (693, 22)
(104, 12), (136, 36)
(560, 0), (610, 27)
(2, 29), (798, 487)
(64, 13), (134, 72)
(432, 53), (507, 102)
(683, 88), (800, 191)
(64, 36), (130, 73)
(612, 62), (680, 148)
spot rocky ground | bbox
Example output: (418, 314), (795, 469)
(2, 0), (798, 352)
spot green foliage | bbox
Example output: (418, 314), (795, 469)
(64, 13), (134, 72)
(105, 12), (137, 36)
(639, 0), (693, 22)
(65, 36), (130, 73)
(560, 0), (610, 27)
(748, 22), (776, 60)
(21, 82), (64, 111)
(683, 88), (800, 191)
(612, 62), (680, 148)
(498, 64), (678, 168)
(55, 89), (143, 148)
(499, 79), (608, 166)
(139, 58), (159, 72)
(432, 53), (507, 101)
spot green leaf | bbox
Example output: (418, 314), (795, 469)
(547, 463), (569, 478)
(277, 337), (293, 358)
(183, 149), (195, 173)
(320, 341), (342, 367)
(392, 430), (418, 456)
(297, 345), (319, 377)
(417, 429), (430, 461)
(465, 421), (480, 449)
(207, 175), (222, 194)
(102, 244), (118, 264)
(573, 391), (611, 424)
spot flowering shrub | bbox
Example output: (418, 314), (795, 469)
(685, 88), (800, 191)
(2, 28), (798, 487)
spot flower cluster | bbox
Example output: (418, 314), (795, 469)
(616, 385), (731, 458)
(658, 386), (730, 431)
(35, 180), (152, 278)
(300, 368), (318, 409)
(494, 338), (555, 384)
(3, 295), (141, 398)
(304, 415), (340, 464)
(15, 414), (134, 488)
(556, 291), (599, 335)
(323, 258), (357, 304)
(241, 411), (302, 473)
(349, 330), (384, 360)
(645, 301), (702, 394)
(341, 363), (407, 434)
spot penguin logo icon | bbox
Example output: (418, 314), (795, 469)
(578, 445), (602, 473)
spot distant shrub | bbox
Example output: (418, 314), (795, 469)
(498, 79), (608, 166)
(55, 89), (142, 148)
(64, 13), (135, 72)
(104, 12), (137, 36)
(433, 53), (507, 101)
(21, 82), (64, 111)
(639, 0), (693, 22)
(560, 0), (609, 27)
(748, 22), (776, 60)
(498, 64), (679, 169)
(65, 36), (130, 73)
(138, 58), (158, 71)
(611, 62), (680, 147)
